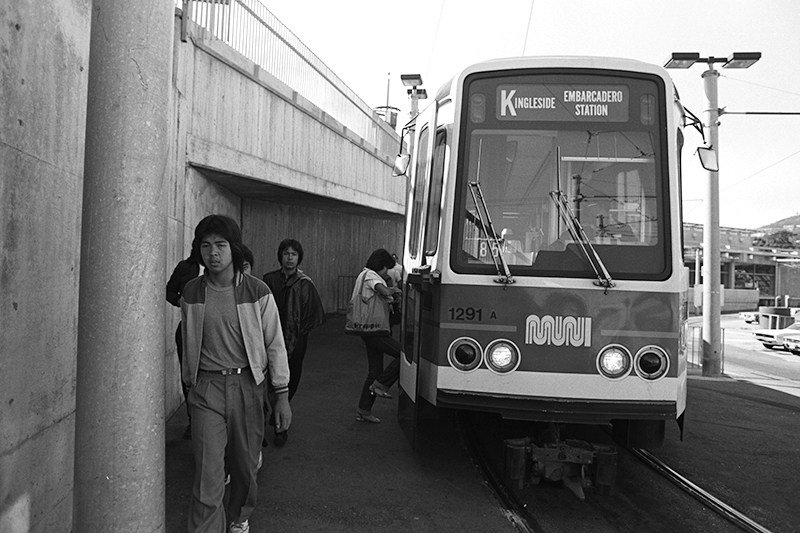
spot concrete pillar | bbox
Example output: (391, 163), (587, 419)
(73, 0), (173, 531)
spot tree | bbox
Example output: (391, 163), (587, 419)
(753, 230), (797, 249)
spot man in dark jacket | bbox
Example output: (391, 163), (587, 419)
(262, 238), (326, 446)
(166, 249), (202, 438)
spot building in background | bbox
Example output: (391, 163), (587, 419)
(683, 222), (800, 313)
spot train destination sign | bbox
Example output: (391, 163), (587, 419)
(496, 84), (629, 122)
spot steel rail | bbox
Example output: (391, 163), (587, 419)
(629, 447), (774, 533)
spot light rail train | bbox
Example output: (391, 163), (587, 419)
(393, 56), (690, 495)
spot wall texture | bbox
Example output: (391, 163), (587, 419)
(0, 0), (91, 531)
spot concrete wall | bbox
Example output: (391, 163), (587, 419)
(0, 1), (91, 531)
(242, 199), (404, 314)
(690, 288), (760, 316)
(1, 5), (402, 528)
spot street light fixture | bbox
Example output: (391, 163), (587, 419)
(398, 73), (427, 182)
(664, 52), (761, 70)
(665, 51), (761, 377)
(401, 73), (427, 119)
(723, 52), (762, 69)
(400, 74), (423, 88)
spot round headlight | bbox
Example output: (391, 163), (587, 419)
(596, 344), (632, 379)
(485, 339), (520, 374)
(634, 346), (669, 380)
(447, 337), (482, 372)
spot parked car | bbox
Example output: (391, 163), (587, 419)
(752, 321), (800, 349)
(782, 334), (800, 355)
(738, 311), (759, 324)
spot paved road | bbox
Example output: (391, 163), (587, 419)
(688, 314), (800, 397)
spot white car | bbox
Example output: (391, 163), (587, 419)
(738, 311), (758, 324)
(752, 321), (800, 349)
(782, 334), (800, 355)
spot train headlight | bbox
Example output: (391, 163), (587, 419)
(634, 346), (669, 380)
(596, 344), (632, 380)
(485, 339), (520, 374)
(447, 337), (483, 372)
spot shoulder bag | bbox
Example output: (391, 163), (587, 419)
(344, 270), (390, 336)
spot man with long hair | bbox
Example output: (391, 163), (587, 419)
(180, 214), (291, 533)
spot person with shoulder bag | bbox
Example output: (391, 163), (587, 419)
(345, 248), (402, 424)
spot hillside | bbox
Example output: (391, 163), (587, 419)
(758, 214), (800, 233)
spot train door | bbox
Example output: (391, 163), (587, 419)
(398, 102), (436, 447)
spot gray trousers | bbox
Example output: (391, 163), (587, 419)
(187, 371), (265, 532)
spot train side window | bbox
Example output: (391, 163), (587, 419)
(424, 129), (447, 255)
(409, 126), (430, 259)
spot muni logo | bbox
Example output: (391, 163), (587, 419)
(525, 314), (592, 347)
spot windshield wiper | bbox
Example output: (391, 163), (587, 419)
(468, 180), (514, 285)
(550, 147), (614, 291)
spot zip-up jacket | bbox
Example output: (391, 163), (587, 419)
(262, 268), (326, 354)
(180, 272), (289, 392)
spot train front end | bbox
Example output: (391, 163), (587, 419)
(398, 57), (688, 454)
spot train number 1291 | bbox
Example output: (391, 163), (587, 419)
(448, 307), (483, 321)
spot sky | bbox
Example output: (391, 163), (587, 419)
(266, 0), (800, 230)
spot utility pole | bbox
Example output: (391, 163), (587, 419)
(665, 52), (761, 377)
(701, 64), (722, 375)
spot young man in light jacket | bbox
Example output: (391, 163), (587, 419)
(181, 214), (291, 533)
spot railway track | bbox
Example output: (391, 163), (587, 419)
(459, 411), (776, 533)
(458, 411), (546, 533)
(628, 447), (774, 533)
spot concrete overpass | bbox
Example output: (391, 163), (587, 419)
(1, 1), (404, 531)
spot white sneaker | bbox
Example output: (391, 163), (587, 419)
(229, 520), (249, 533)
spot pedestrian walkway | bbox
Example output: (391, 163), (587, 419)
(166, 316), (800, 533)
(165, 315), (514, 532)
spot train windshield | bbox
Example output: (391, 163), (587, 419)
(453, 71), (671, 280)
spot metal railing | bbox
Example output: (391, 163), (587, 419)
(178, 0), (385, 147)
(687, 326), (725, 371)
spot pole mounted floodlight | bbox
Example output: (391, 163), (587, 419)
(664, 51), (761, 378)
(723, 52), (761, 69)
(664, 52), (761, 70)
(401, 73), (427, 120)
(401, 74), (423, 87)
(663, 52), (700, 69)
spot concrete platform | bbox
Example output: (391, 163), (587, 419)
(166, 315), (514, 532)
(166, 315), (800, 532)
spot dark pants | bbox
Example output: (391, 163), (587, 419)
(187, 371), (264, 532)
(265, 334), (308, 429)
(357, 334), (401, 414)
(286, 334), (308, 401)
(175, 323), (191, 419)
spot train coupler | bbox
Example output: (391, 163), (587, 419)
(504, 437), (617, 500)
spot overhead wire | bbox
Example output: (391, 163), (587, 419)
(425, 0), (446, 81)
(721, 148), (800, 192)
(683, 148), (800, 217)
(522, 0), (534, 55)
(721, 73), (800, 98)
